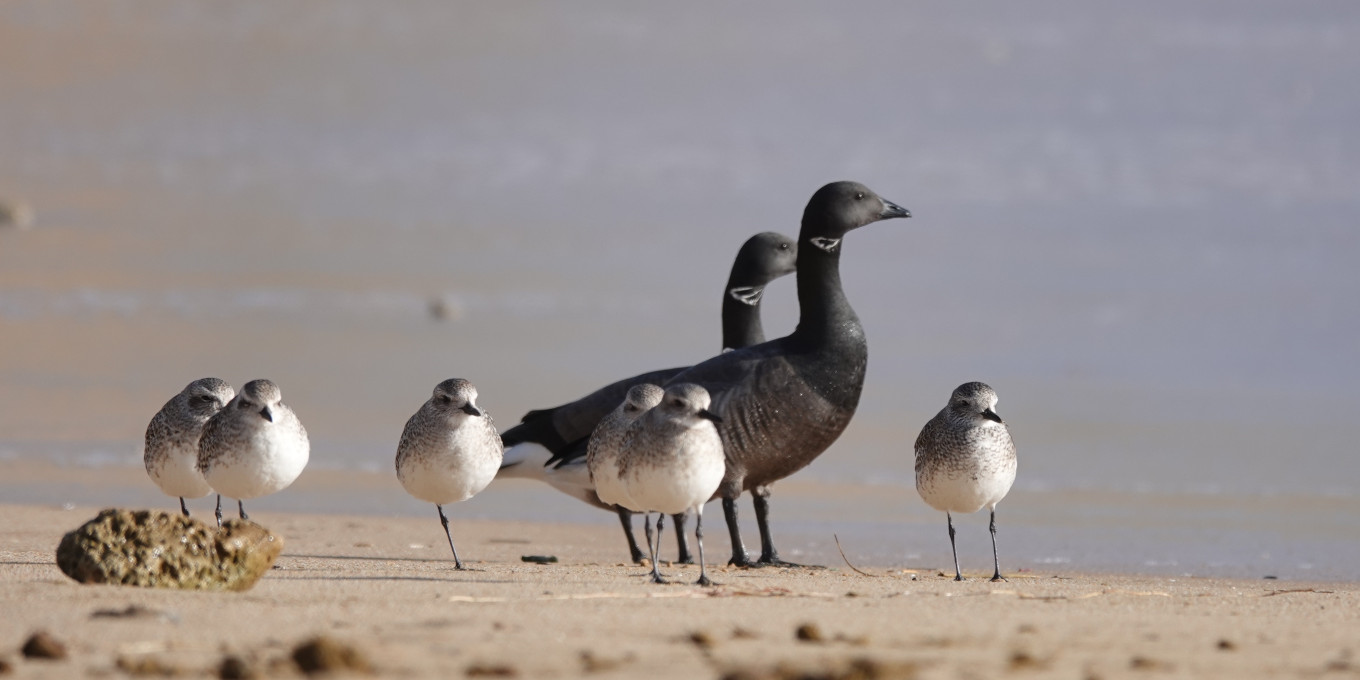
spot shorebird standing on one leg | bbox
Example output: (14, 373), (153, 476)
(914, 381), (1018, 582)
(396, 378), (503, 570)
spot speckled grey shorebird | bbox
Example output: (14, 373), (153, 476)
(587, 383), (666, 515)
(144, 378), (235, 517)
(664, 181), (911, 568)
(914, 381), (1018, 582)
(396, 378), (503, 570)
(197, 379), (310, 527)
(617, 383), (725, 586)
(497, 231), (797, 564)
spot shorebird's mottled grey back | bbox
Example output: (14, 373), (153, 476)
(144, 377), (235, 514)
(395, 378), (503, 569)
(914, 381), (1018, 581)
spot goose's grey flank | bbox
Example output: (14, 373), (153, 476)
(396, 378), (504, 570)
(914, 381), (1018, 582)
(197, 379), (310, 527)
(144, 377), (235, 517)
(665, 181), (911, 567)
(497, 231), (797, 564)
(617, 383), (725, 586)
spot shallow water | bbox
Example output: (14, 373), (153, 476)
(1, 2), (1357, 579)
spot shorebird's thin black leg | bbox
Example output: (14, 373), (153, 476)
(238, 500), (248, 521)
(214, 495), (223, 528)
(179, 497), (190, 518)
(672, 512), (694, 564)
(437, 504), (464, 570)
(989, 508), (1006, 582)
(616, 506), (645, 564)
(948, 512), (963, 581)
(695, 509), (715, 586)
(722, 496), (753, 567)
(646, 512), (667, 584)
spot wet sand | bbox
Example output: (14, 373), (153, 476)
(2, 498), (1355, 679)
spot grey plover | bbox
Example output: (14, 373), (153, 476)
(396, 378), (503, 570)
(664, 181), (910, 567)
(587, 383), (665, 513)
(497, 231), (797, 564)
(144, 378), (235, 517)
(197, 379), (310, 527)
(617, 383), (725, 585)
(914, 381), (1018, 582)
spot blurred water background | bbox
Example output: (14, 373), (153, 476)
(2, 1), (1358, 579)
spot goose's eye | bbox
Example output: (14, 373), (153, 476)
(855, 192), (864, 200)
(779, 243), (789, 250)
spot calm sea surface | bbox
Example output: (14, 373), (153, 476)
(2, 1), (1358, 579)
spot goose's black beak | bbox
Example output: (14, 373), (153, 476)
(880, 199), (911, 220)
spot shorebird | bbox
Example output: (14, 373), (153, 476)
(197, 379), (310, 527)
(616, 383), (725, 585)
(587, 383), (666, 515)
(914, 382), (1018, 581)
(396, 378), (503, 570)
(498, 231), (797, 563)
(665, 181), (910, 567)
(144, 378), (235, 517)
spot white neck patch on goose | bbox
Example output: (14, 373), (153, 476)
(728, 286), (764, 306)
(810, 236), (841, 253)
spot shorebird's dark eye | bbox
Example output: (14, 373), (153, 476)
(437, 395), (452, 405)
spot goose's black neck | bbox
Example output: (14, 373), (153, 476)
(721, 277), (766, 352)
(790, 236), (861, 349)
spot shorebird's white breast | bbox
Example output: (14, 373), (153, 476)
(398, 422), (502, 506)
(916, 453), (1016, 514)
(147, 441), (213, 498)
(205, 422), (310, 500)
(621, 422), (725, 516)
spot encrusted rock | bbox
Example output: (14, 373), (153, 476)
(56, 509), (282, 591)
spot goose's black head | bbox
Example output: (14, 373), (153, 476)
(430, 377), (484, 417)
(731, 231), (798, 286)
(801, 181), (911, 251)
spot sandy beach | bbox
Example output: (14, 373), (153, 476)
(2, 499), (1356, 680)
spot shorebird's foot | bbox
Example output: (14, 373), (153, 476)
(649, 573), (669, 585)
(990, 574), (1008, 582)
(696, 574), (718, 587)
(954, 574), (965, 582)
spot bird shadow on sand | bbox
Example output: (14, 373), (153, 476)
(275, 574), (520, 584)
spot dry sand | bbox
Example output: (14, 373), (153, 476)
(1, 502), (1356, 679)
